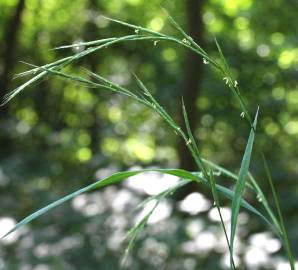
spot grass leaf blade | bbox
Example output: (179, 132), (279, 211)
(208, 169), (236, 269)
(1, 169), (198, 238)
(261, 153), (296, 270)
(230, 107), (259, 266)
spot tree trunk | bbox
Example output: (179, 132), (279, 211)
(175, 0), (205, 199)
(0, 0), (26, 101)
(84, 0), (103, 155)
(0, 0), (26, 156)
(177, 0), (205, 171)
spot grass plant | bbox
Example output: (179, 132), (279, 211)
(1, 11), (295, 270)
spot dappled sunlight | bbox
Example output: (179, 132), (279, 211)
(33, 265), (51, 270)
(213, 0), (253, 16)
(162, 48), (177, 62)
(278, 49), (298, 69)
(237, 29), (254, 50)
(33, 236), (83, 258)
(257, 44), (270, 58)
(76, 147), (92, 162)
(208, 207), (231, 222)
(185, 219), (204, 238)
(181, 230), (217, 254)
(243, 232), (282, 269)
(95, 165), (119, 179)
(284, 120), (298, 135)
(16, 120), (31, 134)
(203, 10), (224, 33)
(244, 246), (271, 269)
(221, 253), (241, 269)
(125, 138), (155, 162)
(71, 192), (106, 217)
(125, 170), (180, 195)
(126, 237), (169, 269)
(234, 16), (249, 30)
(179, 192), (211, 215)
(0, 217), (19, 244)
(134, 200), (172, 225)
(111, 189), (134, 212)
(107, 229), (126, 251)
(275, 260), (298, 270)
(147, 17), (164, 32)
(248, 232), (281, 254)
(0, 167), (9, 186)
(271, 32), (285, 46)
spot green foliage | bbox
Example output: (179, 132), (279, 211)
(1, 12), (296, 270)
(230, 108), (258, 267)
(1, 1), (298, 269)
(2, 169), (196, 238)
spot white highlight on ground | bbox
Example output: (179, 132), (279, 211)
(0, 217), (19, 244)
(179, 192), (211, 215)
(125, 171), (180, 195)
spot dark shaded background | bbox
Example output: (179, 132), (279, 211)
(0, 0), (297, 269)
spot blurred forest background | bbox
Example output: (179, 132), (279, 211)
(0, 0), (298, 269)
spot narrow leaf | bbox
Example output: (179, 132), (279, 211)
(102, 15), (165, 37)
(208, 169), (236, 270)
(1, 169), (198, 238)
(181, 99), (207, 177)
(230, 107), (259, 266)
(202, 158), (282, 236)
(123, 178), (191, 262)
(193, 172), (273, 231)
(261, 153), (296, 269)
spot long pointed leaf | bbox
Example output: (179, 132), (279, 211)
(261, 153), (296, 269)
(1, 169), (197, 238)
(123, 178), (192, 263)
(2, 165), (273, 240)
(230, 108), (259, 266)
(193, 172), (273, 231)
(202, 158), (282, 236)
(209, 169), (236, 270)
